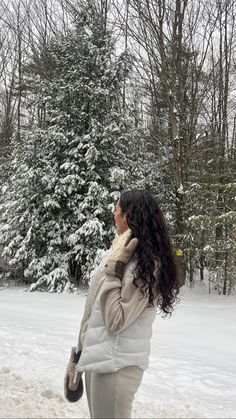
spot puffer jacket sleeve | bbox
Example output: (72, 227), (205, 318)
(99, 267), (149, 335)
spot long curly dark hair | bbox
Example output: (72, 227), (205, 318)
(119, 189), (180, 316)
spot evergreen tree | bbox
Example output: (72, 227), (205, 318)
(0, 10), (138, 291)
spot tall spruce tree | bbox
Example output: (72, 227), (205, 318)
(0, 9), (138, 291)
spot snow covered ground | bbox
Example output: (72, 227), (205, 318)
(0, 284), (236, 418)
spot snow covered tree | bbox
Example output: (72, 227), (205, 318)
(0, 7), (140, 291)
(184, 0), (236, 294)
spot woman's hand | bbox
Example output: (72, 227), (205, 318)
(64, 347), (83, 402)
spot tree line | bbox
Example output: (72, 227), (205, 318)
(0, 0), (235, 294)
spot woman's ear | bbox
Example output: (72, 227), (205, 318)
(122, 214), (128, 225)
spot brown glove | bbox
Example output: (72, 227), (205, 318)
(104, 229), (138, 280)
(64, 347), (83, 402)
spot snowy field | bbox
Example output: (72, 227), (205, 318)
(0, 284), (236, 419)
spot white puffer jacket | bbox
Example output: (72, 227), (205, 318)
(76, 248), (157, 374)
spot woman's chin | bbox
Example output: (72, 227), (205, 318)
(114, 226), (122, 235)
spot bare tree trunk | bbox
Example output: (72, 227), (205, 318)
(16, 5), (22, 142)
(199, 254), (204, 281)
(122, 0), (129, 110)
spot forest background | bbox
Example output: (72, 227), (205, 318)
(0, 0), (235, 295)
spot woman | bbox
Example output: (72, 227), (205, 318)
(74, 189), (180, 418)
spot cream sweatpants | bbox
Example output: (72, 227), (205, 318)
(85, 366), (144, 418)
